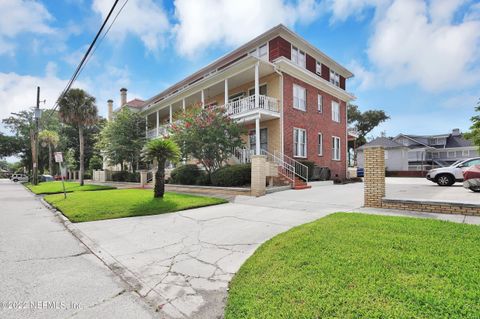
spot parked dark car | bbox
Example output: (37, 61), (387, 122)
(463, 165), (480, 192)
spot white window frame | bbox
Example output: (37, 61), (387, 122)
(294, 128), (307, 158)
(384, 150), (389, 160)
(249, 43), (268, 61)
(332, 136), (341, 161)
(293, 84), (306, 111)
(332, 101), (340, 123)
(463, 150), (469, 157)
(318, 133), (323, 156)
(317, 94), (323, 113)
(447, 151), (455, 158)
(316, 61), (322, 75)
(291, 46), (306, 68)
(330, 70), (340, 87)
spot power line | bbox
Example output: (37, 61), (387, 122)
(78, 0), (129, 77)
(43, 0), (121, 122)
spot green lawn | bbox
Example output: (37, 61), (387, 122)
(44, 189), (227, 222)
(26, 181), (116, 194)
(225, 213), (480, 319)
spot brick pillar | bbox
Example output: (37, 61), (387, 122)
(364, 146), (385, 208)
(251, 155), (267, 197)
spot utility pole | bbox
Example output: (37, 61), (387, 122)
(32, 86), (41, 185)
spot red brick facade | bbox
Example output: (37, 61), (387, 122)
(269, 36), (291, 61)
(282, 73), (347, 179)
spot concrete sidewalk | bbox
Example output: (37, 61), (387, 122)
(0, 179), (157, 319)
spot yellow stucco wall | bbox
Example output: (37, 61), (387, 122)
(242, 118), (281, 154)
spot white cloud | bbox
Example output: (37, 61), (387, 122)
(0, 0), (55, 56)
(336, 0), (480, 92)
(367, 0), (480, 91)
(173, 0), (322, 57)
(92, 0), (170, 52)
(348, 60), (375, 90)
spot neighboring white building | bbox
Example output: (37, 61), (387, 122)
(357, 129), (479, 171)
(357, 137), (409, 171)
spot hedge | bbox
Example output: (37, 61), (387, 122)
(211, 164), (251, 187)
(170, 164), (205, 185)
(111, 171), (140, 182)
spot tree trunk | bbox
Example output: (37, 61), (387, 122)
(79, 126), (85, 186)
(154, 159), (166, 198)
(48, 143), (53, 175)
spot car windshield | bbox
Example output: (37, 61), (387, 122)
(450, 160), (463, 167)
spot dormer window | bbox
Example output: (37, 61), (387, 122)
(291, 46), (306, 68)
(330, 70), (340, 87)
(249, 43), (268, 61)
(316, 61), (322, 75)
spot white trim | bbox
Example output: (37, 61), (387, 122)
(274, 57), (355, 102)
(293, 127), (307, 158)
(293, 83), (306, 111)
(317, 94), (323, 113)
(318, 132), (323, 156)
(332, 100), (340, 123)
(332, 135), (341, 161)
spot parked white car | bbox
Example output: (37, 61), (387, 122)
(10, 173), (29, 182)
(426, 157), (480, 186)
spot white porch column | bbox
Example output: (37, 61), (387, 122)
(182, 98), (186, 112)
(145, 115), (148, 137)
(224, 78), (228, 105)
(156, 110), (160, 136)
(255, 62), (260, 155)
(255, 116), (260, 155)
(169, 105), (173, 124)
(201, 90), (205, 108)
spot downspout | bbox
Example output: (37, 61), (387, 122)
(274, 65), (284, 155)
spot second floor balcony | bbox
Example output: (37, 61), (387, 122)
(224, 94), (279, 119)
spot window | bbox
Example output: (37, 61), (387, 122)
(447, 151), (455, 158)
(291, 46), (306, 68)
(330, 70), (340, 87)
(331, 101), (340, 122)
(294, 128), (307, 158)
(332, 136), (341, 160)
(463, 150), (469, 157)
(384, 150), (389, 160)
(316, 61), (322, 75)
(317, 94), (323, 113)
(293, 84), (306, 111)
(318, 133), (323, 156)
(228, 92), (245, 102)
(249, 43), (268, 61)
(248, 84), (267, 96)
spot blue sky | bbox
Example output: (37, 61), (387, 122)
(1, 0), (479, 139)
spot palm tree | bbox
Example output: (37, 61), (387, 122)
(58, 88), (98, 186)
(39, 130), (59, 176)
(142, 138), (180, 198)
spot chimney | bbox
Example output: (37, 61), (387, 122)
(107, 99), (113, 122)
(452, 128), (461, 136)
(120, 88), (127, 106)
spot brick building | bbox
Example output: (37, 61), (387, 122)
(137, 24), (355, 182)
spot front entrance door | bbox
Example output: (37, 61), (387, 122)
(249, 128), (268, 153)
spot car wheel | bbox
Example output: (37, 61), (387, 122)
(13, 179), (18, 182)
(436, 174), (454, 186)
(469, 186), (480, 193)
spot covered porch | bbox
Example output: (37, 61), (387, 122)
(144, 56), (281, 156)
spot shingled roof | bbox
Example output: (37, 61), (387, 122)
(357, 137), (406, 150)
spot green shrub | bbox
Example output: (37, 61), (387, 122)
(298, 160), (315, 180)
(111, 171), (140, 182)
(211, 164), (251, 187)
(170, 164), (205, 185)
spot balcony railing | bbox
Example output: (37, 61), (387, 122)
(225, 94), (279, 117)
(146, 125), (169, 139)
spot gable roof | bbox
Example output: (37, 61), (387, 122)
(125, 98), (145, 109)
(142, 24), (354, 109)
(357, 137), (406, 150)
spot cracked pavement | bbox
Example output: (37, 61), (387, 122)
(73, 182), (364, 318)
(0, 179), (158, 319)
